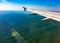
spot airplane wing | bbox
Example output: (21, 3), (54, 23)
(27, 8), (60, 21)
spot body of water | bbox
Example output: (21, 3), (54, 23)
(0, 11), (59, 43)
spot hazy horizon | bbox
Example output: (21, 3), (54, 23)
(0, 0), (60, 12)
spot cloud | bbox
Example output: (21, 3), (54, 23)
(1, 0), (7, 3)
(24, 5), (53, 11)
(26, 5), (60, 12)
(0, 0), (59, 12)
(48, 5), (60, 12)
(54, 6), (60, 11)
(0, 2), (24, 10)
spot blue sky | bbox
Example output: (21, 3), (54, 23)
(1, 0), (59, 7)
(0, 0), (60, 7)
(0, 0), (60, 11)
